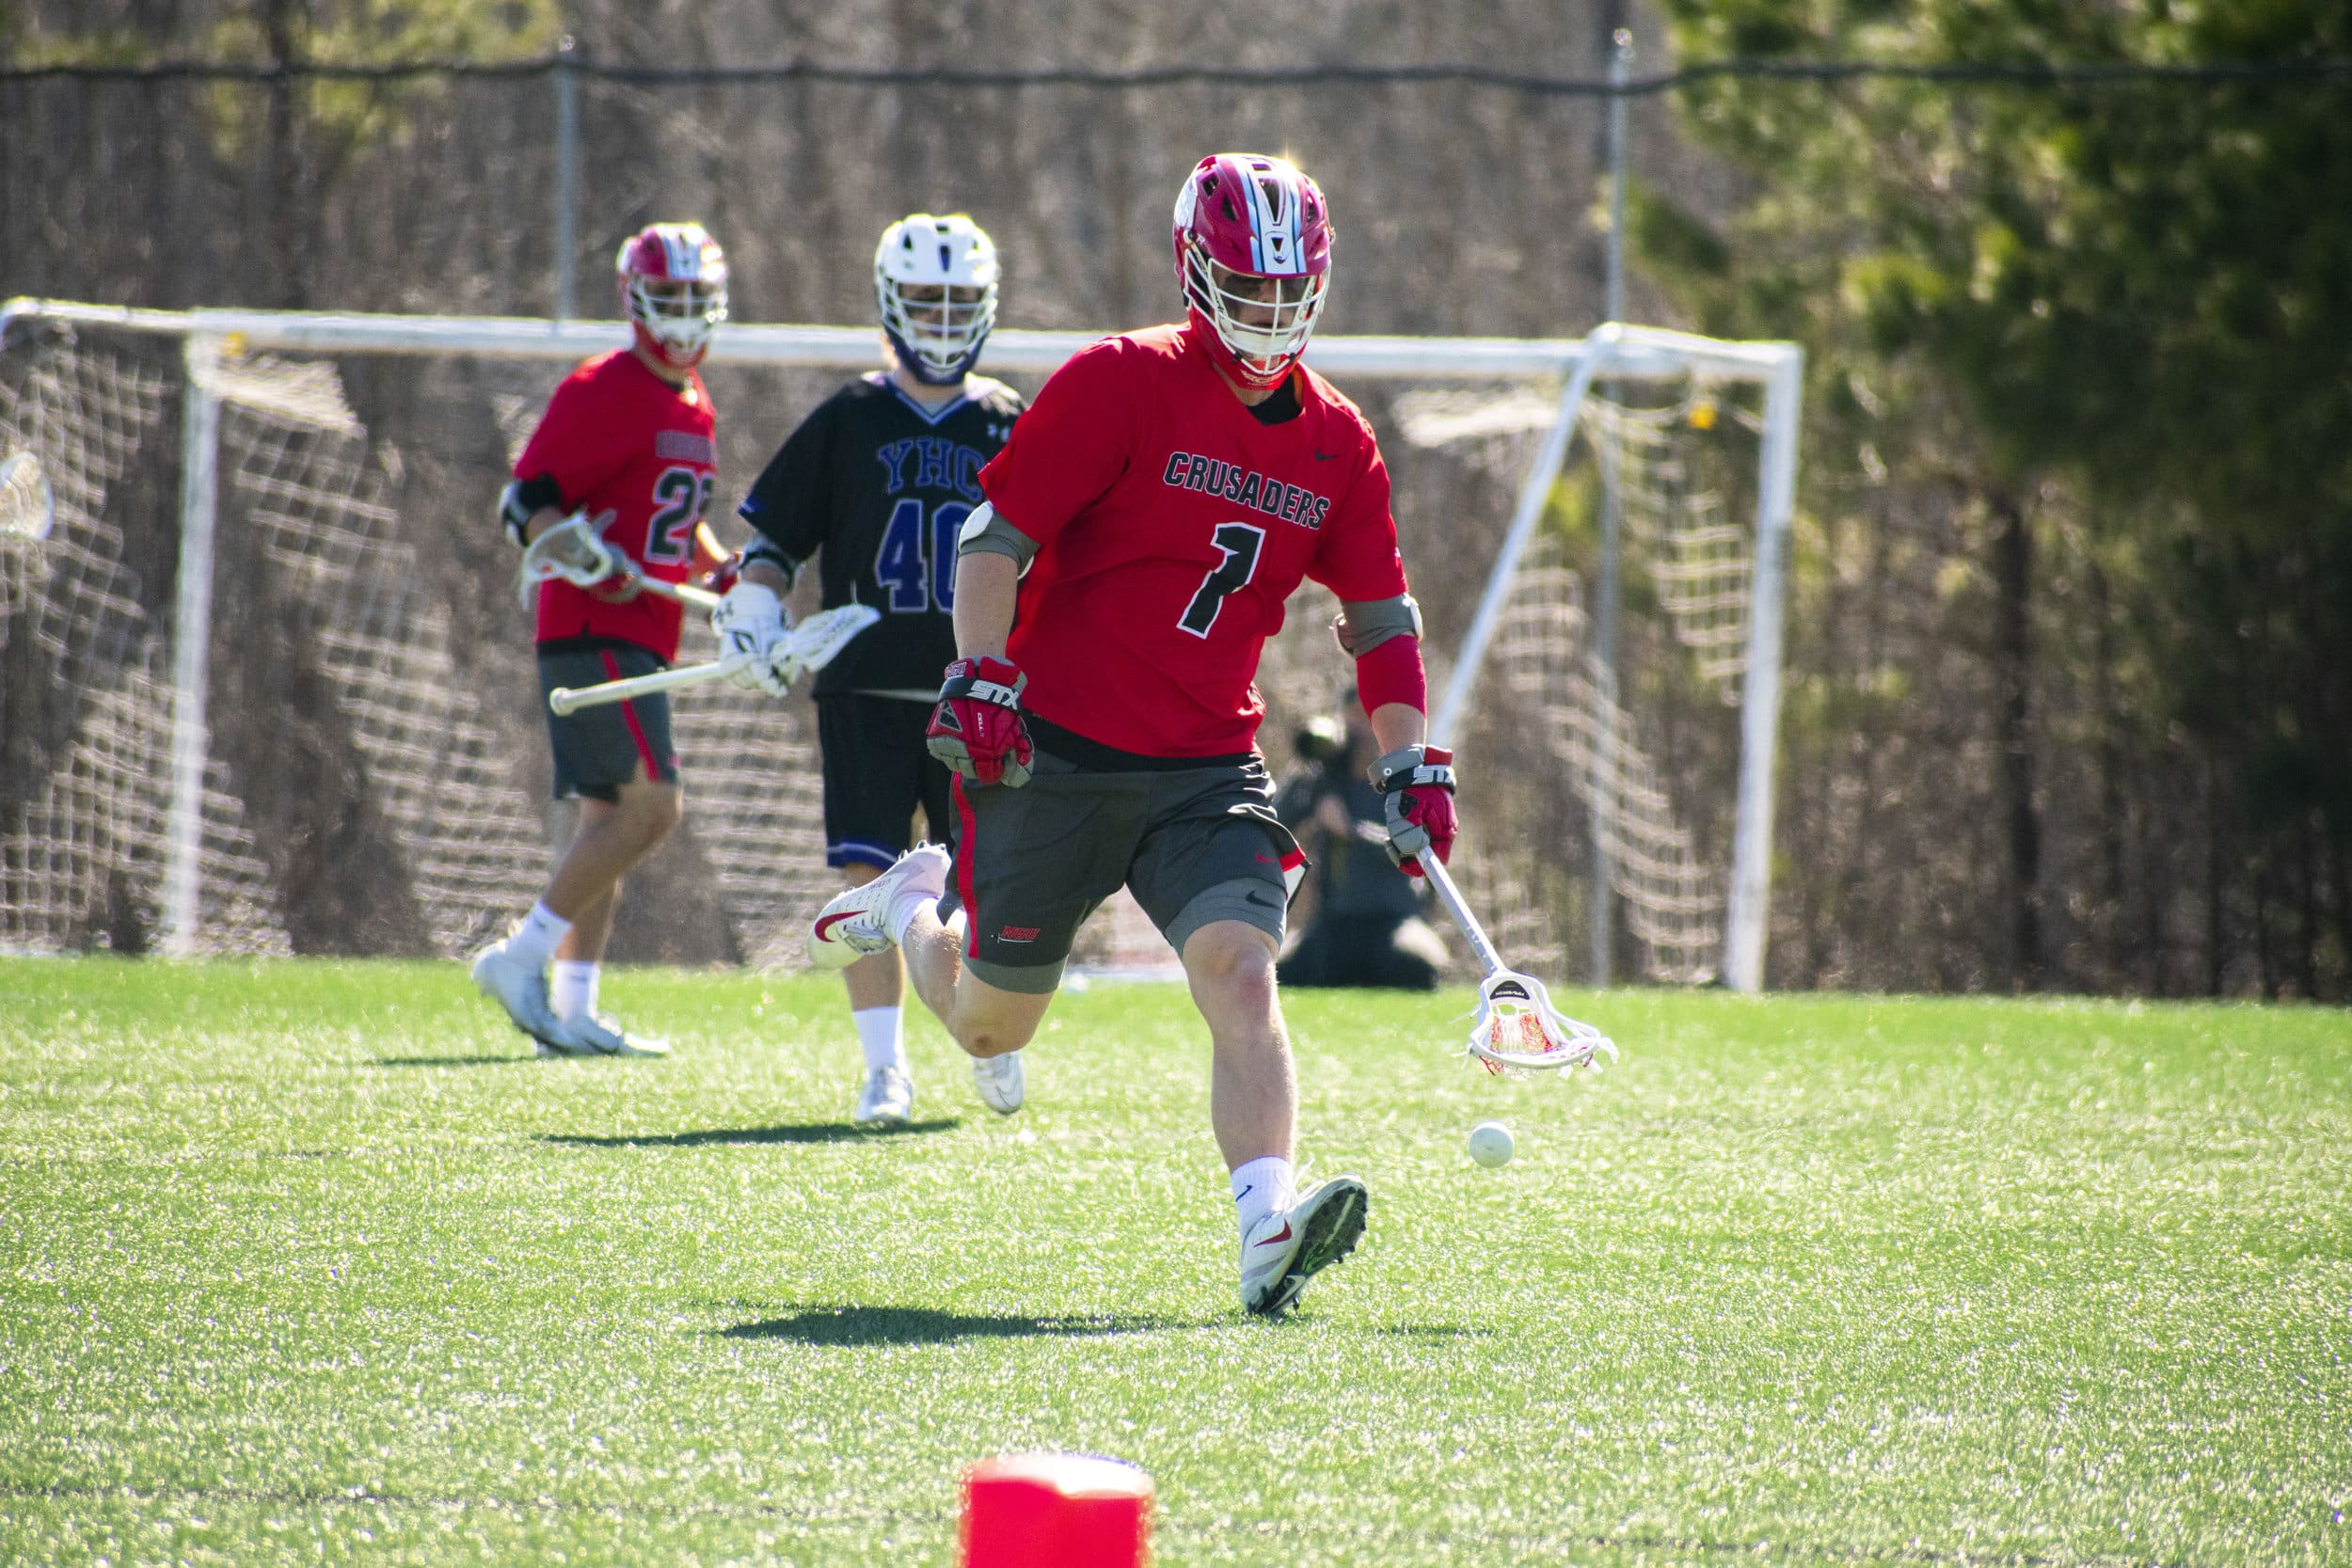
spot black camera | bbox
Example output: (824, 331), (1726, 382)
(1293, 715), (1348, 767)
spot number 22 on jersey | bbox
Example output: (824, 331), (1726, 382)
(646, 466), (714, 565)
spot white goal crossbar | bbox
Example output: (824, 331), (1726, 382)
(0, 298), (1797, 990)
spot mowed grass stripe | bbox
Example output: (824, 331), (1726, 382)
(1, 958), (2345, 1566)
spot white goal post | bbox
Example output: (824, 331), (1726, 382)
(0, 298), (1797, 990)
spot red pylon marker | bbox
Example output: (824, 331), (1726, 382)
(960, 1452), (1153, 1568)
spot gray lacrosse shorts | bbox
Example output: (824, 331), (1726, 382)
(536, 644), (680, 802)
(937, 746), (1302, 994)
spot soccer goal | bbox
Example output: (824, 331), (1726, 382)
(0, 300), (1795, 990)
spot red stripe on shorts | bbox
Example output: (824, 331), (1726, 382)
(952, 774), (980, 958)
(600, 649), (660, 780)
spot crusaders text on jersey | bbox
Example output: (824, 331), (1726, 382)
(738, 372), (1024, 697)
(978, 325), (1406, 756)
(514, 349), (717, 662)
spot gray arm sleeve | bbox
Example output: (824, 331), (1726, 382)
(956, 500), (1041, 571)
(1338, 594), (1424, 656)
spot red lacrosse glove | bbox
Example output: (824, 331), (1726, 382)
(926, 656), (1034, 787)
(1369, 743), (1456, 878)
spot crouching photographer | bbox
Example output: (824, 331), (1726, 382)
(1274, 692), (1449, 990)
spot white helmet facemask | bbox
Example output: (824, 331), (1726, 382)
(628, 276), (727, 358)
(1180, 250), (1327, 381)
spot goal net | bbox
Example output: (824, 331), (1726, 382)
(0, 303), (1795, 990)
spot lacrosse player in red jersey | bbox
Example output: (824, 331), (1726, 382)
(470, 221), (738, 1058)
(804, 154), (1457, 1317)
(720, 214), (1025, 1130)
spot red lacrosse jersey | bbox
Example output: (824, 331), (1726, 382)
(979, 324), (1408, 756)
(513, 349), (718, 661)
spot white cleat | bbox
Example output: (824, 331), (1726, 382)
(1239, 1176), (1370, 1318)
(969, 1049), (1025, 1116)
(560, 1012), (671, 1058)
(854, 1065), (914, 1128)
(806, 844), (951, 971)
(469, 936), (574, 1054)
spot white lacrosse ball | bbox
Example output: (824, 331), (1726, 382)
(1466, 1120), (1515, 1168)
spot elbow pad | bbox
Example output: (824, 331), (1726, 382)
(1332, 594), (1424, 657)
(500, 473), (564, 548)
(956, 500), (1041, 577)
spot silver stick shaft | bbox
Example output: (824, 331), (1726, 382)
(1417, 853), (1506, 981)
(631, 575), (720, 610)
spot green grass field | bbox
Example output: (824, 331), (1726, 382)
(1, 958), (2346, 1565)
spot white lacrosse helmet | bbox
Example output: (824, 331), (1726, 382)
(616, 222), (729, 369)
(874, 214), (1000, 385)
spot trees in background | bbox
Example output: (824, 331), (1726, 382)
(1646, 0), (2350, 995)
(2, 2), (2342, 993)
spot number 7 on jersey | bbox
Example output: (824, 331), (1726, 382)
(1179, 521), (1266, 637)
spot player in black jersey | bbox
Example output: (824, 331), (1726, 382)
(714, 213), (1026, 1128)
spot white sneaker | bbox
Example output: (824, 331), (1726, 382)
(854, 1066), (914, 1127)
(806, 844), (951, 971)
(560, 1012), (671, 1058)
(469, 936), (575, 1053)
(969, 1049), (1025, 1116)
(1239, 1176), (1370, 1318)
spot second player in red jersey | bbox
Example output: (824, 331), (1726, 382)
(513, 343), (720, 663)
(977, 324), (1406, 757)
(470, 222), (731, 1061)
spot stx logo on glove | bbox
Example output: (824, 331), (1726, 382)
(1369, 742), (1457, 878)
(927, 656), (1034, 787)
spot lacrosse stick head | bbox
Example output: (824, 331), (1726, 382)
(776, 602), (882, 681)
(516, 511), (621, 607)
(1466, 969), (1617, 1076)
(1, 451), (55, 543)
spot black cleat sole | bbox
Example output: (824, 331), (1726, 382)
(1250, 1179), (1369, 1319)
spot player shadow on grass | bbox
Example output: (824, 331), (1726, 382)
(372, 1054), (530, 1069)
(720, 1305), (1209, 1346)
(539, 1119), (960, 1149)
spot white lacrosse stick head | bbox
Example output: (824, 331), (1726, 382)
(774, 602), (882, 682)
(1466, 969), (1617, 1076)
(516, 511), (623, 607)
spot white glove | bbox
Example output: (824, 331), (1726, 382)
(710, 580), (793, 698)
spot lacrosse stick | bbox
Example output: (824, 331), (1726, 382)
(517, 511), (721, 610)
(1417, 851), (1618, 1075)
(1, 451), (55, 543)
(548, 602), (880, 715)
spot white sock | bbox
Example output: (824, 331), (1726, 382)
(551, 960), (599, 1022)
(1231, 1156), (1295, 1242)
(884, 886), (936, 948)
(851, 1006), (906, 1074)
(506, 901), (571, 971)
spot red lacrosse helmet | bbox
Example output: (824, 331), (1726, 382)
(615, 222), (729, 370)
(1171, 152), (1332, 389)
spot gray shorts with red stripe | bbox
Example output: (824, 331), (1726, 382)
(939, 746), (1306, 994)
(536, 642), (680, 801)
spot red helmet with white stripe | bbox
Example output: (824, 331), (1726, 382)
(615, 222), (729, 370)
(1171, 152), (1332, 389)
